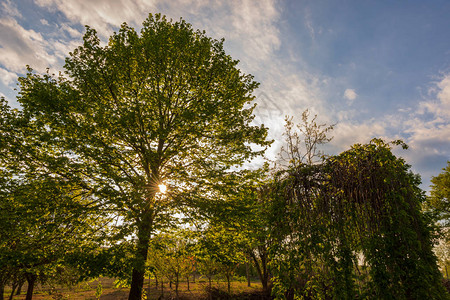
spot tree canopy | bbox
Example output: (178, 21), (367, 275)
(12, 13), (270, 299)
(1, 12), (448, 300)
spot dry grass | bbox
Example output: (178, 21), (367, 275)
(5, 277), (265, 299)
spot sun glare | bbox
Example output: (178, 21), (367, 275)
(158, 184), (167, 194)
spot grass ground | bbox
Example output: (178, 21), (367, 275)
(5, 277), (265, 299)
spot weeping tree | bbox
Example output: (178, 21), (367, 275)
(15, 13), (269, 299)
(269, 139), (447, 299)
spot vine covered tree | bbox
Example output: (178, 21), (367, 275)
(15, 14), (269, 299)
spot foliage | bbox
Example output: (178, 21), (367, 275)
(426, 161), (450, 226)
(14, 13), (269, 299)
(0, 174), (102, 299)
(425, 161), (450, 279)
(147, 234), (196, 297)
(268, 139), (447, 299)
(0, 98), (111, 299)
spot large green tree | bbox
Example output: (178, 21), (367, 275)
(268, 139), (446, 299)
(16, 14), (269, 299)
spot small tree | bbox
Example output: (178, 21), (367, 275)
(197, 256), (219, 290)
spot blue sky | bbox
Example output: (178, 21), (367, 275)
(0, 0), (449, 190)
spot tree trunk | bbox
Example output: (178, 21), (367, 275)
(8, 285), (17, 300)
(148, 273), (151, 291)
(16, 278), (24, 295)
(128, 211), (153, 300)
(226, 273), (230, 294)
(250, 248), (269, 292)
(8, 278), (19, 300)
(245, 260), (251, 287)
(186, 276), (190, 291)
(175, 275), (179, 299)
(25, 273), (37, 300)
(0, 283), (4, 300)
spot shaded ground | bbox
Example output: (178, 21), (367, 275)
(5, 277), (267, 299)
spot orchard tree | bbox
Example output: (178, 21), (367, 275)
(16, 14), (269, 299)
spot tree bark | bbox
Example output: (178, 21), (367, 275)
(245, 260), (251, 287)
(16, 278), (24, 295)
(8, 285), (17, 300)
(0, 273), (9, 300)
(25, 273), (37, 300)
(128, 211), (153, 300)
(250, 248), (269, 292)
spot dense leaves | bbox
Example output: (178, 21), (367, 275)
(11, 13), (269, 299)
(1, 12), (447, 300)
(268, 139), (446, 299)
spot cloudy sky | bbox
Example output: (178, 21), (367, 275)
(1, 0), (449, 190)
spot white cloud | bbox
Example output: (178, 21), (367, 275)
(34, 0), (281, 70)
(0, 17), (59, 73)
(424, 74), (450, 118)
(412, 74), (450, 146)
(227, 0), (281, 62)
(0, 67), (17, 86)
(40, 18), (49, 26)
(60, 23), (83, 38)
(34, 0), (157, 37)
(1, 0), (22, 18)
(396, 74), (450, 187)
(344, 88), (357, 102)
(332, 121), (387, 151)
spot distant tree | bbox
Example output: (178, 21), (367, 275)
(426, 161), (450, 225)
(15, 13), (269, 299)
(424, 161), (450, 278)
(196, 255), (219, 290)
(196, 223), (245, 294)
(148, 234), (195, 298)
